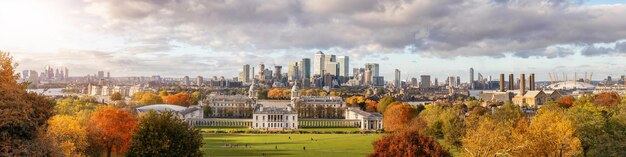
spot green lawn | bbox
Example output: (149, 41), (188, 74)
(202, 134), (383, 157)
(297, 127), (362, 132)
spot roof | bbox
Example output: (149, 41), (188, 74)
(547, 81), (595, 90)
(137, 104), (187, 112)
(523, 91), (543, 98)
(347, 108), (383, 119)
(254, 105), (297, 114)
(480, 91), (512, 102)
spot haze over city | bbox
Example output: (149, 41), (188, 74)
(2, 0), (625, 81)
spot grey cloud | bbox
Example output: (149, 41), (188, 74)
(80, 0), (626, 58)
(581, 41), (626, 56)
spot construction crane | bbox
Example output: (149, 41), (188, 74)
(589, 72), (593, 84)
(575, 72), (578, 86)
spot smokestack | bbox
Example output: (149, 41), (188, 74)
(530, 73), (537, 90)
(520, 73), (526, 95)
(499, 74), (505, 92)
(509, 74), (514, 91)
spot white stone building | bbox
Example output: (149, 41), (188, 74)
(345, 107), (383, 130)
(252, 104), (298, 130)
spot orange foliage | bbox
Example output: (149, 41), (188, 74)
(383, 104), (417, 132)
(594, 92), (620, 109)
(267, 88), (290, 99)
(556, 96), (575, 108)
(162, 93), (192, 106)
(88, 106), (137, 157)
(370, 129), (450, 157)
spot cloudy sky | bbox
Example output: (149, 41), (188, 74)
(1, 0), (625, 82)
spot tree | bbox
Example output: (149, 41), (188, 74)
(162, 92), (191, 106)
(127, 111), (202, 157)
(519, 108), (583, 156)
(377, 96), (396, 114)
(383, 104), (416, 132)
(139, 92), (163, 105)
(594, 92), (620, 109)
(54, 97), (98, 116)
(110, 92), (123, 101)
(46, 115), (88, 156)
(88, 106), (138, 157)
(0, 52), (57, 156)
(190, 91), (202, 105)
(556, 96), (575, 108)
(345, 96), (366, 108)
(370, 129), (450, 157)
(462, 117), (519, 156)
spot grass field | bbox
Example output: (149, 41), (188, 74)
(202, 134), (383, 157)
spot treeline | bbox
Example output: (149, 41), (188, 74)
(259, 88), (342, 100)
(130, 90), (202, 106)
(369, 92), (626, 156)
(0, 52), (203, 156)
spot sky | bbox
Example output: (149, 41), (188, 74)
(1, 0), (625, 82)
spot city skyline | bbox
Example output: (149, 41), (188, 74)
(2, 0), (626, 81)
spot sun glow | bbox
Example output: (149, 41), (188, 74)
(0, 0), (70, 51)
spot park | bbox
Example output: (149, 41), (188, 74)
(202, 133), (382, 157)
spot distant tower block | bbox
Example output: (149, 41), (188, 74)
(499, 74), (505, 92)
(508, 74), (514, 90)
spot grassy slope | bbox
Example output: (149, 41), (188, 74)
(202, 134), (382, 157)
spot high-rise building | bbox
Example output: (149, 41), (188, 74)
(274, 66), (283, 81)
(64, 67), (69, 79)
(197, 76), (204, 86)
(325, 62), (338, 76)
(365, 63), (380, 77)
(337, 56), (349, 79)
(313, 51), (325, 76)
(434, 78), (439, 87)
(300, 58), (311, 79)
(183, 76), (190, 86)
(243, 64), (250, 83)
(394, 69), (401, 87)
(470, 68), (474, 89)
(97, 71), (105, 79)
(325, 54), (336, 63)
(259, 64), (265, 81)
(420, 75), (431, 88)
(456, 76), (460, 87)
(288, 62), (300, 81)
(22, 70), (29, 79)
(411, 78), (418, 87)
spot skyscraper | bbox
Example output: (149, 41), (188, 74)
(64, 67), (69, 80)
(470, 68), (474, 89)
(197, 76), (204, 86)
(337, 56), (349, 79)
(97, 71), (105, 79)
(243, 64), (250, 83)
(183, 76), (190, 86)
(394, 69), (401, 87)
(259, 64), (265, 81)
(313, 51), (325, 76)
(325, 62), (338, 76)
(288, 62), (300, 81)
(300, 58), (311, 79)
(420, 75), (431, 88)
(365, 63), (379, 77)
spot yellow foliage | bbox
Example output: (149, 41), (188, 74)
(46, 115), (88, 157)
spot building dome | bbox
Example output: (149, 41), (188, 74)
(546, 81), (595, 90)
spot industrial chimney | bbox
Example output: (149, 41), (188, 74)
(509, 74), (514, 91)
(499, 74), (505, 92)
(530, 73), (537, 91)
(520, 73), (526, 95)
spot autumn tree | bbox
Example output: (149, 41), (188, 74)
(87, 106), (138, 157)
(556, 96), (575, 108)
(377, 96), (396, 114)
(462, 117), (520, 156)
(370, 129), (450, 157)
(345, 96), (366, 108)
(0, 52), (57, 155)
(138, 92), (163, 105)
(518, 108), (583, 156)
(162, 92), (192, 106)
(55, 97), (98, 116)
(110, 92), (123, 101)
(46, 115), (88, 156)
(383, 104), (416, 132)
(127, 111), (203, 156)
(594, 92), (620, 109)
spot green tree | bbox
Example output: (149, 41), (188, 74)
(377, 96), (396, 114)
(139, 92), (163, 105)
(126, 111), (203, 157)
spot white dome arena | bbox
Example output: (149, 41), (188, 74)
(546, 81), (595, 90)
